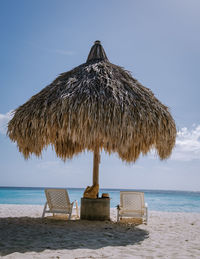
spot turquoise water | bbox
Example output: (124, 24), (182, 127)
(0, 187), (200, 212)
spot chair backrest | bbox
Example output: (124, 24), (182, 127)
(45, 189), (71, 211)
(120, 191), (145, 211)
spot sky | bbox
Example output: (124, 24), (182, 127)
(0, 0), (200, 191)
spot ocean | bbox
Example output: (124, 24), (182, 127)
(0, 187), (200, 213)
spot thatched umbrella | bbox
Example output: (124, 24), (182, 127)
(8, 40), (176, 196)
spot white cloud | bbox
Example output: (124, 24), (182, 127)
(171, 125), (200, 161)
(0, 111), (14, 134)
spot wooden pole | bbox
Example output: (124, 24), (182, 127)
(93, 145), (100, 186)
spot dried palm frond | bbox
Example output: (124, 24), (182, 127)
(8, 41), (176, 162)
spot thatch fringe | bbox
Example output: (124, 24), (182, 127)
(8, 58), (176, 162)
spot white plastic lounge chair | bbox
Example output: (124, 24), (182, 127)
(42, 188), (79, 220)
(117, 191), (148, 224)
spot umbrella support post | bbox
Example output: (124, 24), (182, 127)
(83, 146), (100, 199)
(92, 145), (100, 196)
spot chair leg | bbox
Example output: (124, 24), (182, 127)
(75, 200), (79, 218)
(42, 202), (47, 218)
(117, 209), (119, 222)
(144, 207), (148, 225)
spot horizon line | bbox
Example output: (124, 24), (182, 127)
(0, 185), (199, 193)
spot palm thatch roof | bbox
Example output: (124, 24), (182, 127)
(8, 40), (176, 162)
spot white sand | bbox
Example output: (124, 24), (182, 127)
(0, 205), (200, 258)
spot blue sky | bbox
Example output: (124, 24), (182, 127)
(0, 0), (200, 191)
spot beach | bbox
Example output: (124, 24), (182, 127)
(0, 205), (200, 258)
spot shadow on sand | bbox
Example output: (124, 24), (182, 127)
(0, 217), (149, 256)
